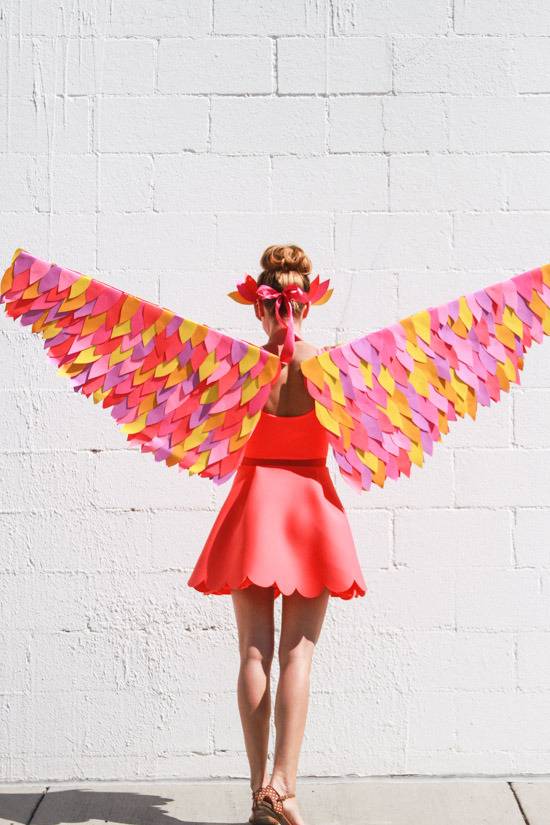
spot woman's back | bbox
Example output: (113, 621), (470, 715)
(261, 337), (319, 416)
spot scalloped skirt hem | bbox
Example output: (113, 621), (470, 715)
(186, 463), (367, 603)
(187, 575), (367, 601)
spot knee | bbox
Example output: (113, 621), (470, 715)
(278, 639), (315, 672)
(239, 639), (275, 670)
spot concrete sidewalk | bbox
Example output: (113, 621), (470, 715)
(0, 778), (548, 825)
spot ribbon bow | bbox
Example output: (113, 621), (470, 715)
(228, 274), (333, 363)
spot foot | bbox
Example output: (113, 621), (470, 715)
(276, 794), (306, 825)
(261, 783), (306, 825)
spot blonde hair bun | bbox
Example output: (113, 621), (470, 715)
(260, 244), (312, 277)
(257, 244), (312, 318)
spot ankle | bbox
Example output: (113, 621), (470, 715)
(251, 773), (270, 793)
(268, 774), (296, 797)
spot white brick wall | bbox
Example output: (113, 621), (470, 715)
(1, 0), (550, 784)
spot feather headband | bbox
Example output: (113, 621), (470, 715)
(228, 274), (333, 363)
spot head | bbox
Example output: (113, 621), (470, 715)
(254, 244), (312, 336)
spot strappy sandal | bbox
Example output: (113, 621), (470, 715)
(248, 786), (265, 823)
(249, 784), (296, 825)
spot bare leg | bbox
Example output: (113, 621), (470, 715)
(231, 584), (275, 793)
(269, 587), (330, 825)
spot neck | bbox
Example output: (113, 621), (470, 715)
(267, 325), (301, 344)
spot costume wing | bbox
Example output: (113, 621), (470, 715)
(300, 264), (550, 492)
(1, 248), (281, 484)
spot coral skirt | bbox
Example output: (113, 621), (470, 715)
(187, 407), (367, 600)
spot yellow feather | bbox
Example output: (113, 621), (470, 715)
(154, 356), (179, 378)
(72, 346), (102, 365)
(240, 410), (261, 437)
(494, 322), (516, 349)
(120, 295), (141, 324)
(198, 350), (218, 381)
(112, 318), (132, 337)
(410, 309), (432, 344)
(408, 440), (424, 467)
(138, 393), (156, 416)
(241, 375), (259, 404)
(409, 366), (430, 398)
(406, 338), (428, 363)
(318, 350), (340, 379)
(165, 364), (191, 389)
(314, 401), (341, 436)
(458, 295), (473, 330)
(378, 365), (395, 395)
(69, 276), (91, 299)
(300, 357), (326, 390)
(384, 397), (403, 427)
(120, 413), (148, 435)
(359, 360), (373, 388)
(59, 292), (87, 312)
(200, 383), (219, 404)
(502, 304), (523, 337)
(178, 318), (199, 344)
(183, 425), (209, 451)
(355, 448), (378, 472)
(188, 450), (210, 474)
(239, 346), (260, 375)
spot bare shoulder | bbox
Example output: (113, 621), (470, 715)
(293, 339), (321, 361)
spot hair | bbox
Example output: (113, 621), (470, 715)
(257, 244), (312, 318)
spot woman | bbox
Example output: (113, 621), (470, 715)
(1, 243), (366, 825)
(187, 245), (367, 825)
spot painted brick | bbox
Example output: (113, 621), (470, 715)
(155, 155), (270, 211)
(214, 0), (328, 36)
(506, 154), (550, 209)
(394, 508), (513, 568)
(511, 37), (550, 93)
(272, 155), (388, 211)
(335, 212), (451, 270)
(452, 212), (550, 271)
(456, 448), (550, 507)
(0, 155), (40, 210)
(9, 97), (89, 154)
(454, 1), (550, 35)
(100, 155), (154, 212)
(383, 95), (448, 152)
(211, 97), (326, 154)
(91, 449), (212, 511)
(362, 569), (456, 630)
(514, 389), (550, 447)
(514, 508), (550, 568)
(100, 39), (157, 94)
(215, 212), (334, 269)
(98, 97), (208, 152)
(390, 153), (506, 212)
(107, 0), (212, 37)
(277, 36), (391, 94)
(35, 153), (97, 213)
(457, 693), (550, 752)
(394, 36), (515, 95)
(404, 631), (515, 691)
(329, 96), (385, 152)
(158, 38), (273, 94)
(517, 631), (550, 689)
(331, 0), (449, 35)
(97, 213), (216, 269)
(449, 96), (550, 152)
(455, 568), (550, 630)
